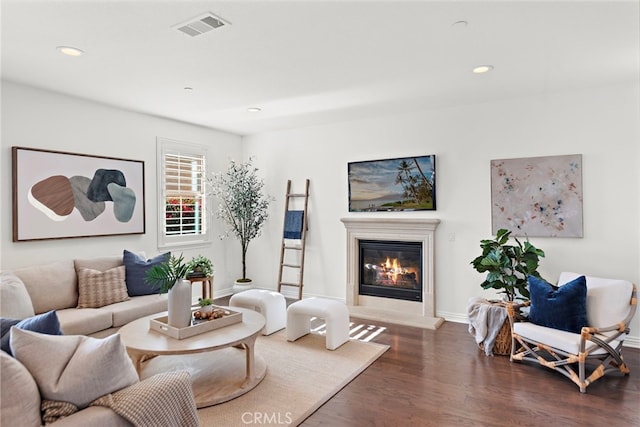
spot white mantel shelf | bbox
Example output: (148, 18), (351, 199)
(340, 217), (444, 330)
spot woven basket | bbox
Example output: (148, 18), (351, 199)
(478, 302), (513, 356)
(487, 319), (512, 356)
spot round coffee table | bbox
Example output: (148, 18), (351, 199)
(119, 307), (266, 408)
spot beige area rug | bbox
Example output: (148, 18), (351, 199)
(197, 331), (389, 426)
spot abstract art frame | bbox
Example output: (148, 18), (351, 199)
(12, 146), (145, 241)
(348, 155), (436, 212)
(491, 154), (583, 237)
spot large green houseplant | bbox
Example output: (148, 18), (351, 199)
(470, 228), (546, 302)
(208, 158), (272, 285)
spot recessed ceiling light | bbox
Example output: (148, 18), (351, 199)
(473, 65), (494, 74)
(184, 87), (194, 92)
(247, 107), (262, 113)
(56, 46), (84, 57)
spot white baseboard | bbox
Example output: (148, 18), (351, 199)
(438, 311), (640, 349)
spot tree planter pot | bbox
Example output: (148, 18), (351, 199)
(168, 279), (192, 328)
(232, 279), (254, 294)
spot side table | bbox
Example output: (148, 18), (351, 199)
(187, 276), (213, 300)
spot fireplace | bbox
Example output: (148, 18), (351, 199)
(359, 240), (422, 302)
(341, 217), (443, 329)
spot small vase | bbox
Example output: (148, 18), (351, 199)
(168, 278), (192, 328)
(201, 304), (213, 315)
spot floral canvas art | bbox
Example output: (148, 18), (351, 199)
(491, 154), (583, 237)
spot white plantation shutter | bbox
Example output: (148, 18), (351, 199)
(157, 138), (210, 248)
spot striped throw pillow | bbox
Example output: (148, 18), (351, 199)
(77, 266), (129, 308)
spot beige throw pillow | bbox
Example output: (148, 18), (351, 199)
(11, 328), (139, 409)
(77, 265), (129, 308)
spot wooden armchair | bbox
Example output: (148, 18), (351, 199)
(507, 272), (637, 393)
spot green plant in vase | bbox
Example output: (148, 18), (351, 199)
(187, 255), (214, 278)
(145, 253), (190, 293)
(470, 228), (546, 302)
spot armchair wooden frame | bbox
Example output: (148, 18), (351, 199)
(507, 283), (637, 393)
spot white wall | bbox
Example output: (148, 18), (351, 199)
(2, 80), (638, 346)
(1, 81), (243, 295)
(244, 82), (640, 346)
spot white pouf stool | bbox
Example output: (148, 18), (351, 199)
(286, 297), (350, 350)
(229, 289), (286, 335)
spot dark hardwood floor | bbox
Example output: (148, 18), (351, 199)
(215, 296), (639, 426)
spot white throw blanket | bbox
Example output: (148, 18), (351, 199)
(467, 296), (508, 356)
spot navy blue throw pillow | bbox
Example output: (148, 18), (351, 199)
(123, 250), (170, 296)
(1, 310), (63, 356)
(528, 275), (588, 334)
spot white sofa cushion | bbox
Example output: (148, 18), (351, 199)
(558, 272), (633, 328)
(74, 255), (125, 272)
(0, 350), (42, 427)
(14, 260), (78, 313)
(55, 307), (114, 335)
(108, 294), (168, 327)
(11, 329), (139, 409)
(0, 272), (35, 319)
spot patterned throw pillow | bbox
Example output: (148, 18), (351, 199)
(77, 266), (129, 308)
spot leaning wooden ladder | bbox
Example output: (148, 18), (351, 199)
(277, 179), (310, 300)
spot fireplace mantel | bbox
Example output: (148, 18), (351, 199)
(341, 217), (443, 329)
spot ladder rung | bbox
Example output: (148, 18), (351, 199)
(279, 281), (301, 287)
(283, 245), (302, 250)
(282, 263), (301, 268)
(287, 193), (307, 197)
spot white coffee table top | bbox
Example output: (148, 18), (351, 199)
(119, 307), (265, 355)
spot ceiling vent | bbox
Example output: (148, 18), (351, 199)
(173, 12), (229, 37)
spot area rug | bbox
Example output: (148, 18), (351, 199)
(197, 330), (389, 426)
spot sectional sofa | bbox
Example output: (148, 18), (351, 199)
(1, 253), (169, 336)
(0, 252), (193, 426)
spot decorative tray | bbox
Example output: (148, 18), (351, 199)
(149, 306), (243, 340)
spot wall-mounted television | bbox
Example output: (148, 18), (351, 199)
(348, 154), (436, 212)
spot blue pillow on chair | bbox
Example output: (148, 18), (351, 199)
(123, 250), (170, 296)
(528, 275), (588, 334)
(1, 310), (63, 356)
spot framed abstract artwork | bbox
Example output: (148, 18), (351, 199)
(12, 146), (145, 241)
(491, 154), (583, 237)
(348, 155), (436, 212)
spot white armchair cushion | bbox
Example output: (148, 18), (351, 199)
(558, 272), (633, 328)
(513, 322), (620, 356)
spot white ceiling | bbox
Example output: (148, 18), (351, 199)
(2, 1), (638, 136)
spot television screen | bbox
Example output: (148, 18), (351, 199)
(348, 155), (436, 212)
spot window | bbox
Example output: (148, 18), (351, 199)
(157, 138), (210, 248)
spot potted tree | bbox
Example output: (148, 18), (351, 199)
(470, 229), (546, 355)
(470, 228), (546, 302)
(145, 253), (192, 328)
(208, 158), (272, 292)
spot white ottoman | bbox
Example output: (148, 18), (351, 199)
(286, 297), (350, 350)
(229, 289), (286, 335)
